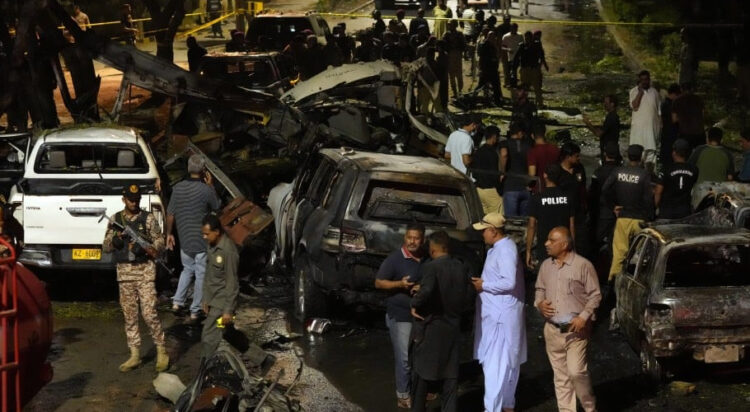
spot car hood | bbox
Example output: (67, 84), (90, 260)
(281, 60), (400, 105)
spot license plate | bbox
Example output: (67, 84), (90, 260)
(705, 345), (739, 363)
(72, 249), (101, 260)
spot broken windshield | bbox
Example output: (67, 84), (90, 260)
(664, 244), (750, 288)
(34, 143), (148, 174)
(359, 180), (469, 228)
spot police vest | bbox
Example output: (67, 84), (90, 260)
(113, 211), (151, 264)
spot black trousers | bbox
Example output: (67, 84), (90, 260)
(411, 374), (457, 412)
(476, 70), (502, 106)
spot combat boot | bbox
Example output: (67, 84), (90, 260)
(155, 345), (170, 372)
(119, 347), (141, 372)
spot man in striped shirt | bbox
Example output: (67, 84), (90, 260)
(166, 155), (220, 322)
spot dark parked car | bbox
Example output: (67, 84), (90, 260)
(196, 51), (295, 95)
(268, 148), (485, 320)
(613, 224), (750, 381)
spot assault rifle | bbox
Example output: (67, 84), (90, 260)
(99, 213), (174, 275)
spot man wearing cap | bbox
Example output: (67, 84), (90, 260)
(602, 144), (654, 281)
(166, 154), (220, 322)
(526, 164), (575, 269)
(655, 139), (698, 219)
(535, 226), (600, 412)
(588, 141), (621, 254)
(445, 116), (478, 177)
(103, 183), (169, 373)
(409, 8), (428, 37)
(471, 213), (527, 412)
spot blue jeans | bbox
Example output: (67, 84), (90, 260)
(172, 250), (206, 315)
(385, 314), (412, 399)
(503, 190), (530, 217)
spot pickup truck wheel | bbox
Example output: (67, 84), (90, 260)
(293, 255), (328, 322)
(640, 341), (666, 383)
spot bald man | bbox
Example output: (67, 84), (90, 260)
(535, 227), (601, 412)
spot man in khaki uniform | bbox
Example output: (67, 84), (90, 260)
(200, 214), (239, 359)
(535, 227), (600, 412)
(103, 183), (169, 372)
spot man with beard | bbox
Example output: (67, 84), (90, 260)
(375, 224), (426, 409)
(629, 70), (661, 168)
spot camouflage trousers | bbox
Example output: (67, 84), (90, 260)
(119, 280), (166, 348)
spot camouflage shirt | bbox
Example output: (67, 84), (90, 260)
(203, 234), (239, 314)
(103, 210), (164, 282)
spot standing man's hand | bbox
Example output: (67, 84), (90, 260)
(400, 276), (415, 290)
(410, 307), (424, 320)
(204, 170), (213, 186)
(470, 277), (483, 292)
(568, 316), (587, 333)
(221, 313), (233, 326)
(202, 303), (209, 314)
(537, 299), (555, 319)
(410, 284), (421, 296)
(525, 252), (535, 270)
(166, 234), (176, 251)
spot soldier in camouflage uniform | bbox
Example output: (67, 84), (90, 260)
(103, 183), (170, 372)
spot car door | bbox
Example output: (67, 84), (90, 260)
(291, 157), (336, 255)
(615, 234), (646, 341)
(630, 238), (659, 331)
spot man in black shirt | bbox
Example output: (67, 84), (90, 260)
(500, 122), (534, 216)
(655, 139), (697, 219)
(659, 84), (681, 169)
(471, 126), (504, 214)
(526, 164), (575, 269)
(602, 144), (654, 281)
(476, 31), (502, 106)
(588, 141), (621, 253)
(409, 8), (428, 37)
(583, 94), (621, 162)
(558, 141), (591, 258)
(513, 31), (546, 107)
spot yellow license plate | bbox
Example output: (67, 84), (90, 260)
(72, 249), (102, 260)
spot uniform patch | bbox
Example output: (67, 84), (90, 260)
(129, 184), (139, 193)
(216, 255), (223, 264)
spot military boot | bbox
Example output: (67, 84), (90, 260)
(155, 345), (170, 372)
(119, 347), (141, 372)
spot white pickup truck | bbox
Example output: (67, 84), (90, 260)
(8, 126), (164, 270)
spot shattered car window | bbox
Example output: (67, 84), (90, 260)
(34, 143), (148, 174)
(359, 180), (469, 227)
(664, 244), (750, 288)
(199, 59), (276, 87)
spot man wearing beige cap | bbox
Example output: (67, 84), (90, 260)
(470, 213), (526, 411)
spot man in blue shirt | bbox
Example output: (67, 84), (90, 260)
(739, 129), (750, 182)
(375, 223), (425, 409)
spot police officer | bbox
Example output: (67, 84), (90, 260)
(654, 139), (698, 219)
(526, 163), (575, 269)
(103, 183), (169, 372)
(588, 141), (621, 253)
(200, 214), (239, 359)
(602, 144), (654, 281)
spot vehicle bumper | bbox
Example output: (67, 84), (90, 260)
(19, 245), (116, 270)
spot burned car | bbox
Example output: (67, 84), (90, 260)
(196, 51), (296, 95)
(613, 224), (750, 381)
(268, 148), (485, 320)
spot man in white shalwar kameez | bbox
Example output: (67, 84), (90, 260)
(471, 213), (527, 412)
(629, 70), (661, 166)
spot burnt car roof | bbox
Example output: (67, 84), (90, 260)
(203, 51), (280, 59)
(320, 148), (468, 181)
(646, 224), (750, 243)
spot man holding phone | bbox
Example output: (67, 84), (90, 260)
(166, 154), (220, 322)
(375, 223), (426, 409)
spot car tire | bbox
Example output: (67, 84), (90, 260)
(293, 254), (328, 322)
(640, 340), (667, 383)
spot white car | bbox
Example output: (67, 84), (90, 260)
(8, 126), (164, 270)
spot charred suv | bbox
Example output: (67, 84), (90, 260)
(268, 148), (485, 320)
(613, 224), (750, 381)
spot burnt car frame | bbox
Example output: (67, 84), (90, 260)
(269, 148), (485, 320)
(613, 224), (750, 381)
(195, 51), (296, 95)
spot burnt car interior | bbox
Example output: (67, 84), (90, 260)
(358, 180), (469, 227)
(663, 244), (750, 288)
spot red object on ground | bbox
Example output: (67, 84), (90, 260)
(0, 238), (53, 411)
